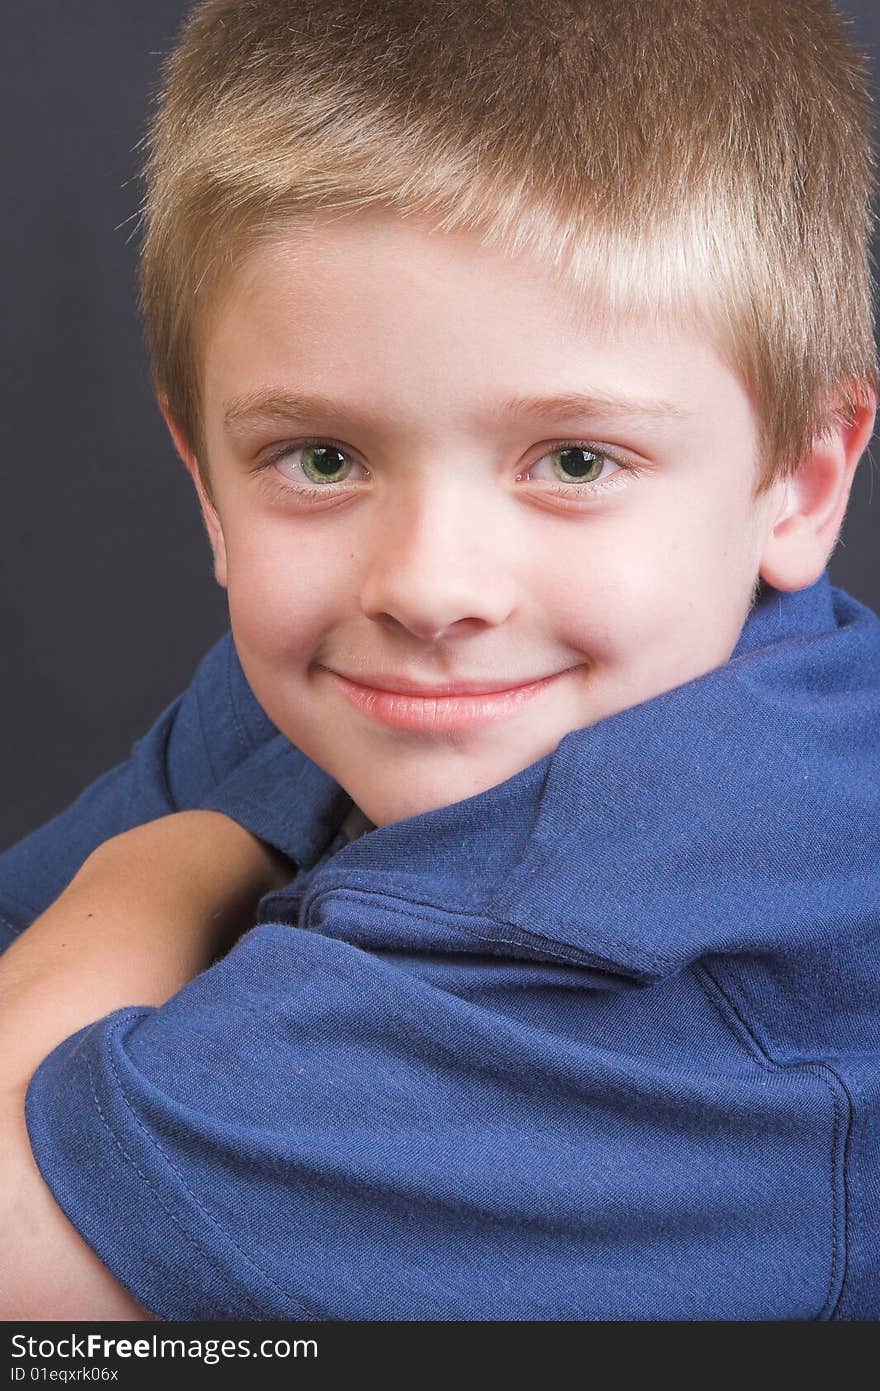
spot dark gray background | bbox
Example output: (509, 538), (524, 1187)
(2, 1), (878, 852)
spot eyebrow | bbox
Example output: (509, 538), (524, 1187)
(222, 387), (692, 433)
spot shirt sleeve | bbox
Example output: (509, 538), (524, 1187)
(0, 631), (277, 949)
(23, 921), (841, 1321)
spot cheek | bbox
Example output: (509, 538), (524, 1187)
(222, 520), (348, 659)
(541, 527), (689, 658)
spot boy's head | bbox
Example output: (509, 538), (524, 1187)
(139, 0), (878, 826)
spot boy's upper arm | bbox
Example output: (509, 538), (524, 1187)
(0, 631), (278, 946)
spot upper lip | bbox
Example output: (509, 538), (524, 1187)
(325, 669), (567, 696)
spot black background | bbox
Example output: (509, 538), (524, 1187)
(2, 1), (878, 851)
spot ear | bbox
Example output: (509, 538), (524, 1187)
(158, 396), (228, 589)
(758, 391), (877, 592)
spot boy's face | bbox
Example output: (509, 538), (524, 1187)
(187, 210), (789, 828)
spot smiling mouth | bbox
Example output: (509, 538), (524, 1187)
(322, 667), (572, 732)
(331, 671), (563, 696)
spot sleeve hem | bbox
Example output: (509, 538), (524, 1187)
(24, 1012), (320, 1321)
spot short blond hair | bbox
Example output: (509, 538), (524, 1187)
(137, 0), (879, 500)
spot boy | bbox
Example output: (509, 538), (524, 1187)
(1, 0), (879, 1319)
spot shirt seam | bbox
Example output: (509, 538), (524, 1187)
(0, 908), (25, 945)
(83, 1014), (326, 1321)
(0, 899), (31, 929)
(485, 842), (673, 973)
(303, 885), (643, 977)
(81, 1051), (259, 1320)
(694, 961), (852, 1322)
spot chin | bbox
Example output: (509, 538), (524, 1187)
(350, 762), (516, 828)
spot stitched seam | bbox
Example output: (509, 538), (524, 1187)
(101, 1020), (320, 1315)
(0, 909), (26, 942)
(490, 851), (674, 971)
(90, 1016), (325, 1320)
(82, 1051), (259, 1320)
(695, 962), (851, 1321)
(301, 884), (631, 973)
(304, 886), (639, 975)
(834, 1082), (857, 1319)
(0, 881), (41, 916)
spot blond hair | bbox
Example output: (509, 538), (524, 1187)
(137, 0), (879, 500)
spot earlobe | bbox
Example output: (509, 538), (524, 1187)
(157, 395), (228, 590)
(758, 394), (877, 592)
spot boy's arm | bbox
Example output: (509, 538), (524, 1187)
(0, 630), (279, 947)
(0, 811), (290, 1319)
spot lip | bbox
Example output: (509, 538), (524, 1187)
(322, 667), (572, 732)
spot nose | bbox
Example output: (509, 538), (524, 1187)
(358, 476), (517, 642)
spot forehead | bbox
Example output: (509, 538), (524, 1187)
(200, 209), (748, 437)
(206, 206), (706, 341)
(225, 205), (719, 325)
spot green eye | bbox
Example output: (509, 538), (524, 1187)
(300, 444), (352, 484)
(551, 447), (605, 484)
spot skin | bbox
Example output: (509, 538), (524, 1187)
(163, 209), (876, 828)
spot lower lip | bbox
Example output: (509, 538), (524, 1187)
(324, 669), (569, 732)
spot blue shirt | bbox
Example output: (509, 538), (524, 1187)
(2, 570), (878, 1320)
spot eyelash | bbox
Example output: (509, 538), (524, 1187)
(255, 437), (645, 506)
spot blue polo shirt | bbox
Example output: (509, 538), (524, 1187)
(2, 571), (878, 1319)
